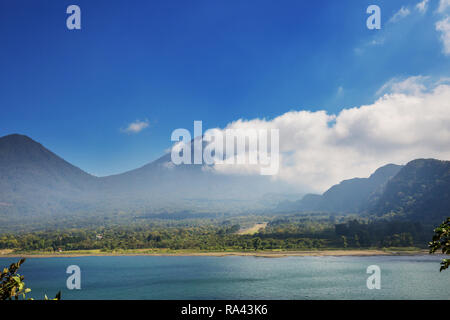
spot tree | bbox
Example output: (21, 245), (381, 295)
(353, 234), (361, 248)
(0, 258), (61, 300)
(341, 236), (348, 248)
(253, 237), (262, 251)
(429, 218), (450, 271)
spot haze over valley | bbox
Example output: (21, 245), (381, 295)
(1, 133), (449, 232)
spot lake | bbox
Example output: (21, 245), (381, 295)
(1, 255), (449, 300)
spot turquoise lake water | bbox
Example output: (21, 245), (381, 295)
(1, 255), (449, 299)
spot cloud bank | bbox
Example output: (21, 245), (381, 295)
(210, 77), (450, 193)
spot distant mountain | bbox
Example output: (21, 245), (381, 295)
(97, 138), (293, 212)
(0, 134), (99, 215)
(279, 164), (403, 213)
(279, 158), (450, 223)
(0, 134), (291, 222)
(2, 134), (449, 228)
(367, 159), (450, 223)
(0, 134), (95, 187)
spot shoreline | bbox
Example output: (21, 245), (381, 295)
(0, 249), (430, 258)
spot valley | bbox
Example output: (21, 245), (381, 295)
(0, 134), (449, 256)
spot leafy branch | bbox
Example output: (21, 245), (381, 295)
(0, 258), (61, 300)
(429, 218), (450, 271)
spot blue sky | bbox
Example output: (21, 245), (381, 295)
(1, 0), (449, 176)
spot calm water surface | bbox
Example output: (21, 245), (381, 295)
(1, 255), (449, 299)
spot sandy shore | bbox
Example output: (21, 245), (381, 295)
(0, 249), (429, 258)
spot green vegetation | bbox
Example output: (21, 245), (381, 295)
(429, 217), (450, 271)
(0, 258), (60, 300)
(0, 259), (30, 300)
(369, 159), (450, 223)
(0, 214), (431, 253)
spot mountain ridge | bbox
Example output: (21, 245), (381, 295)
(1, 134), (450, 227)
(0, 134), (292, 218)
(278, 163), (403, 213)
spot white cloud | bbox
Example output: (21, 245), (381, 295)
(389, 6), (411, 23)
(416, 0), (429, 13)
(438, 0), (450, 13)
(121, 119), (149, 134)
(209, 77), (450, 192)
(375, 75), (430, 96)
(436, 16), (450, 55)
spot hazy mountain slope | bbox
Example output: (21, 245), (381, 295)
(367, 159), (450, 222)
(280, 159), (450, 224)
(0, 134), (99, 215)
(0, 134), (95, 186)
(97, 137), (294, 211)
(282, 164), (403, 213)
(0, 134), (292, 219)
(318, 164), (403, 212)
(2, 134), (449, 226)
